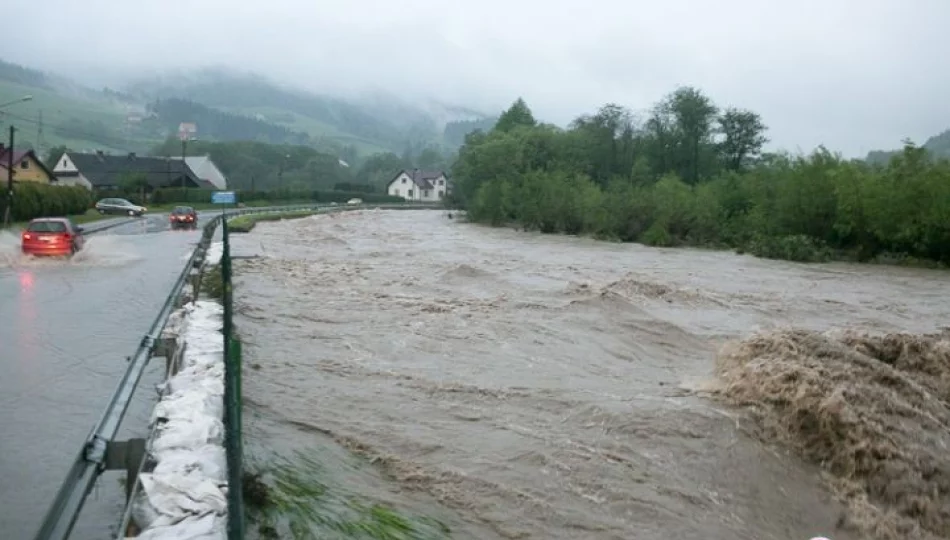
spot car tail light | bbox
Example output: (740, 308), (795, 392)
(22, 233), (31, 240)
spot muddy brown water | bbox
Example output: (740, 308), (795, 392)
(231, 209), (949, 540)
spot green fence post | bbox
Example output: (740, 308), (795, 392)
(221, 218), (245, 539)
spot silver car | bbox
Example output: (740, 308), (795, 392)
(95, 197), (147, 217)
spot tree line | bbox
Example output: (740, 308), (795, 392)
(452, 90), (950, 265)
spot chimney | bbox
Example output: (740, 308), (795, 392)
(128, 152), (136, 159)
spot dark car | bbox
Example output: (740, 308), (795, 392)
(169, 206), (198, 229)
(21, 217), (85, 257)
(95, 197), (147, 217)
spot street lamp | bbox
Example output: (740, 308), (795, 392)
(0, 95), (32, 110)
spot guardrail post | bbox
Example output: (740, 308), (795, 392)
(103, 439), (147, 501)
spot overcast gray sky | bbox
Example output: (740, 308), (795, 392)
(7, 0), (948, 156)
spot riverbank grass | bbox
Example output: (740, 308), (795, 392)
(243, 451), (451, 540)
(227, 210), (320, 234)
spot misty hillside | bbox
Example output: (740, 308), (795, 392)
(0, 59), (497, 161)
(865, 130), (950, 164)
(122, 68), (496, 155)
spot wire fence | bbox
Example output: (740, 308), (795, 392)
(220, 217), (246, 539)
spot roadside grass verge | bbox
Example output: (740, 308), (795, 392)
(243, 451), (452, 540)
(228, 210), (320, 234)
(4, 208), (117, 230)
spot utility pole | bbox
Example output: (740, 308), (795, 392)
(3, 126), (14, 227)
(36, 110), (46, 158)
(277, 153), (289, 195)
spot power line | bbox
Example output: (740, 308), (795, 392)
(36, 110), (46, 157)
(0, 110), (137, 154)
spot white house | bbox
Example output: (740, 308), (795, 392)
(174, 155), (228, 190)
(51, 153), (94, 189)
(387, 169), (449, 202)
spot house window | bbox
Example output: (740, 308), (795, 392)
(402, 178), (406, 184)
(424, 190), (430, 197)
(407, 189), (413, 198)
(20, 160), (29, 169)
(438, 191), (444, 198)
(438, 179), (444, 185)
(63, 159), (68, 167)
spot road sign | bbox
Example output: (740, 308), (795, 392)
(178, 122), (197, 141)
(212, 191), (237, 204)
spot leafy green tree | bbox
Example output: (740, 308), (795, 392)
(494, 98), (537, 133)
(718, 108), (768, 172)
(356, 152), (408, 187)
(451, 90), (950, 266)
(666, 86), (719, 184)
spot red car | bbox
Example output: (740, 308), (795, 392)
(21, 217), (85, 257)
(169, 206), (198, 229)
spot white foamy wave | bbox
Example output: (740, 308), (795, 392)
(70, 234), (144, 267)
(0, 230), (22, 267)
(0, 231), (143, 268)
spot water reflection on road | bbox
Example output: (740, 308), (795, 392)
(232, 209), (948, 540)
(0, 215), (205, 539)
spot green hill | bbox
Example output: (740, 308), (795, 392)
(0, 61), (144, 154)
(121, 68), (495, 155)
(0, 59), (497, 163)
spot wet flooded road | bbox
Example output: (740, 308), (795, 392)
(0, 216), (207, 539)
(232, 210), (949, 540)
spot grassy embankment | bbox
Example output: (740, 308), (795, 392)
(227, 209), (322, 233)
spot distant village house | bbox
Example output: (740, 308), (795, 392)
(52, 151), (227, 191)
(387, 169), (449, 202)
(173, 155), (228, 190)
(0, 145), (57, 185)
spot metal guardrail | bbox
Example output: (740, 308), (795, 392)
(81, 217), (139, 235)
(33, 201), (444, 540)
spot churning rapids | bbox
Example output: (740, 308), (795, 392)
(230, 209), (950, 540)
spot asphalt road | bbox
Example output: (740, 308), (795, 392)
(0, 213), (210, 538)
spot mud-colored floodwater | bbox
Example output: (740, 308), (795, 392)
(231, 209), (949, 540)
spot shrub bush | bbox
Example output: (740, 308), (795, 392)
(5, 183), (94, 222)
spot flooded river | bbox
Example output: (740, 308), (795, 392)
(231, 209), (949, 540)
